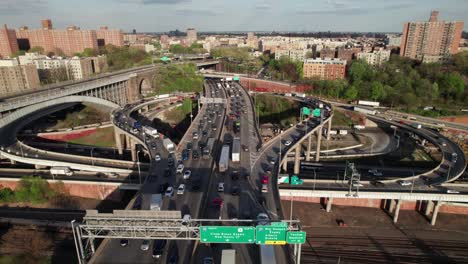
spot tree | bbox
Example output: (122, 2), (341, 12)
(82, 48), (98, 57)
(29, 46), (45, 54)
(452, 51), (468, 76)
(348, 60), (372, 82)
(431, 82), (440, 100)
(371, 81), (385, 101)
(344, 85), (358, 100)
(11, 50), (26, 57)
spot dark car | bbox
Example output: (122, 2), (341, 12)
(167, 158), (174, 167)
(186, 142), (193, 150)
(231, 185), (240, 195)
(152, 240), (167, 259)
(182, 149), (189, 161)
(168, 254), (178, 264)
(120, 239), (129, 247)
(231, 170), (239, 181)
(151, 142), (157, 149)
(159, 182), (169, 193)
(202, 130), (208, 137)
(164, 168), (171, 177)
(192, 149), (200, 160)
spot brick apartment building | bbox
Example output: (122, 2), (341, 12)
(303, 58), (346, 80)
(400, 11), (464, 61)
(0, 59), (39, 96)
(0, 25), (19, 58)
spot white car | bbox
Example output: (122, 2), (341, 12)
(284, 140), (292, 146)
(176, 164), (184, 173)
(261, 184), (268, 193)
(217, 182), (225, 192)
(140, 240), (150, 251)
(183, 170), (192, 180)
(398, 180), (412, 186)
(165, 186), (174, 197)
(154, 154), (161, 162)
(352, 181), (364, 187)
(177, 184), (185, 195)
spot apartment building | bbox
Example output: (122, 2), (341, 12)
(357, 49), (391, 66)
(303, 58), (346, 80)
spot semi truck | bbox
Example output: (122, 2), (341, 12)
(357, 100), (380, 107)
(219, 145), (230, 173)
(354, 106), (376, 115)
(50, 166), (73, 176)
(150, 194), (162, 210)
(232, 138), (241, 162)
(143, 126), (159, 138)
(163, 138), (175, 153)
(221, 249), (236, 264)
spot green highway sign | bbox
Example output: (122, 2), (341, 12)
(271, 222), (288, 227)
(256, 225), (287, 245)
(313, 108), (321, 117)
(286, 231), (307, 244)
(301, 107), (311, 116)
(200, 226), (255, 243)
(233, 76), (240, 81)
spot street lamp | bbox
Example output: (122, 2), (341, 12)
(136, 150), (142, 184)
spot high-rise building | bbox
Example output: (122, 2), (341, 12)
(400, 10), (464, 61)
(357, 49), (391, 66)
(0, 64), (40, 96)
(303, 58), (346, 80)
(0, 24), (19, 58)
(96, 26), (124, 47)
(186, 28), (197, 45)
(41, 19), (53, 30)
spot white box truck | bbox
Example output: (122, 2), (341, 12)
(232, 138), (241, 162)
(295, 93), (306, 98)
(150, 194), (162, 210)
(219, 145), (230, 173)
(163, 138), (175, 153)
(354, 106), (376, 115)
(50, 166), (73, 176)
(357, 100), (380, 107)
(143, 126), (159, 138)
(339, 130), (348, 135)
(221, 249), (236, 264)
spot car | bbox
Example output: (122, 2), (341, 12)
(165, 186), (174, 197)
(151, 142), (157, 149)
(192, 132), (199, 140)
(373, 171), (383, 176)
(212, 197), (223, 206)
(203, 257), (214, 264)
(398, 180), (412, 186)
(202, 130), (208, 137)
(182, 149), (189, 161)
(447, 189), (460, 194)
(231, 170), (239, 181)
(167, 157), (174, 167)
(218, 182), (225, 192)
(168, 255), (178, 264)
(140, 240), (150, 251)
(120, 239), (129, 247)
(159, 182), (169, 193)
(192, 150), (200, 160)
(152, 240), (166, 258)
(351, 181), (363, 187)
(268, 158), (276, 165)
(231, 185), (240, 195)
(177, 184), (185, 195)
(154, 154), (161, 162)
(243, 145), (249, 152)
(182, 214), (191, 225)
(284, 140), (292, 146)
(257, 213), (269, 225)
(187, 142), (193, 150)
(164, 168), (171, 177)
(261, 184), (268, 193)
(183, 170), (192, 180)
(262, 175), (269, 184)
(176, 164), (184, 173)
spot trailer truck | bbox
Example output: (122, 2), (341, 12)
(357, 100), (380, 107)
(143, 126), (159, 138)
(163, 138), (175, 153)
(232, 138), (241, 162)
(219, 145), (230, 173)
(150, 194), (162, 210)
(50, 166), (73, 176)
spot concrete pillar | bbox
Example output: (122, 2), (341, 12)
(306, 134), (312, 161)
(293, 145), (301, 174)
(125, 135), (131, 150)
(326, 197), (333, 212)
(389, 199), (396, 213)
(431, 201), (441, 226)
(114, 129), (124, 155)
(130, 139), (137, 162)
(144, 105), (149, 112)
(393, 199), (402, 223)
(10, 159), (16, 165)
(326, 118), (332, 140)
(315, 126), (323, 162)
(425, 200), (434, 216)
(282, 159), (288, 172)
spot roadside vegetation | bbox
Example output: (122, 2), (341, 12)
(169, 43), (207, 54)
(254, 94), (301, 127)
(164, 98), (194, 123)
(0, 176), (64, 204)
(51, 104), (109, 129)
(152, 63), (203, 94)
(212, 47), (262, 75)
(67, 126), (115, 148)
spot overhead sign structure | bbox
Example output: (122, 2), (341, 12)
(200, 226), (255, 243)
(286, 231), (307, 244)
(301, 107), (311, 116)
(256, 224), (287, 245)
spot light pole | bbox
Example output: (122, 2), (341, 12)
(289, 192), (294, 222)
(137, 150), (142, 184)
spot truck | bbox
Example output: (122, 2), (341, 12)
(225, 77), (233, 82)
(339, 129), (348, 135)
(203, 137), (216, 159)
(163, 138), (175, 153)
(295, 93), (306, 98)
(50, 166), (73, 176)
(357, 100), (380, 107)
(284, 93), (292, 97)
(143, 126), (159, 138)
(150, 194), (162, 210)
(233, 121), (241, 133)
(232, 138), (241, 162)
(219, 145), (230, 173)
(411, 123), (422, 129)
(221, 249), (236, 264)
(354, 106), (376, 115)
(156, 94), (170, 99)
(354, 125), (365, 130)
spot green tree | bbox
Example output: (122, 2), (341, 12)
(29, 46), (45, 54)
(452, 51), (468, 76)
(348, 60), (372, 82)
(371, 81), (385, 101)
(11, 50), (26, 57)
(432, 82), (439, 100)
(82, 48), (98, 57)
(344, 85), (359, 100)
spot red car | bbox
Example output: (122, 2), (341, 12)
(212, 197), (223, 207)
(262, 175), (269, 184)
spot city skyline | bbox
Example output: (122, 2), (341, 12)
(1, 0), (467, 32)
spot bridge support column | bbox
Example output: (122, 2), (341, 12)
(326, 197), (333, 212)
(389, 199), (396, 213)
(114, 129), (124, 155)
(393, 199), (402, 223)
(125, 135), (131, 150)
(315, 126), (323, 162)
(431, 201), (441, 226)
(10, 159), (16, 165)
(425, 200), (434, 216)
(293, 145), (301, 175)
(130, 139), (137, 162)
(306, 134), (312, 161)
(326, 118), (332, 140)
(282, 160), (288, 172)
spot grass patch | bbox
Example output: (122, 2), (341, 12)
(67, 126), (115, 148)
(332, 110), (355, 127)
(254, 94), (301, 127)
(52, 105), (109, 129)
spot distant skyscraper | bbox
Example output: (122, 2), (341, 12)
(400, 10), (464, 61)
(132, 29), (136, 34)
(0, 24), (19, 58)
(41, 19), (53, 30)
(186, 28), (197, 45)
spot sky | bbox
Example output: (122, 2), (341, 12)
(1, 0), (467, 33)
